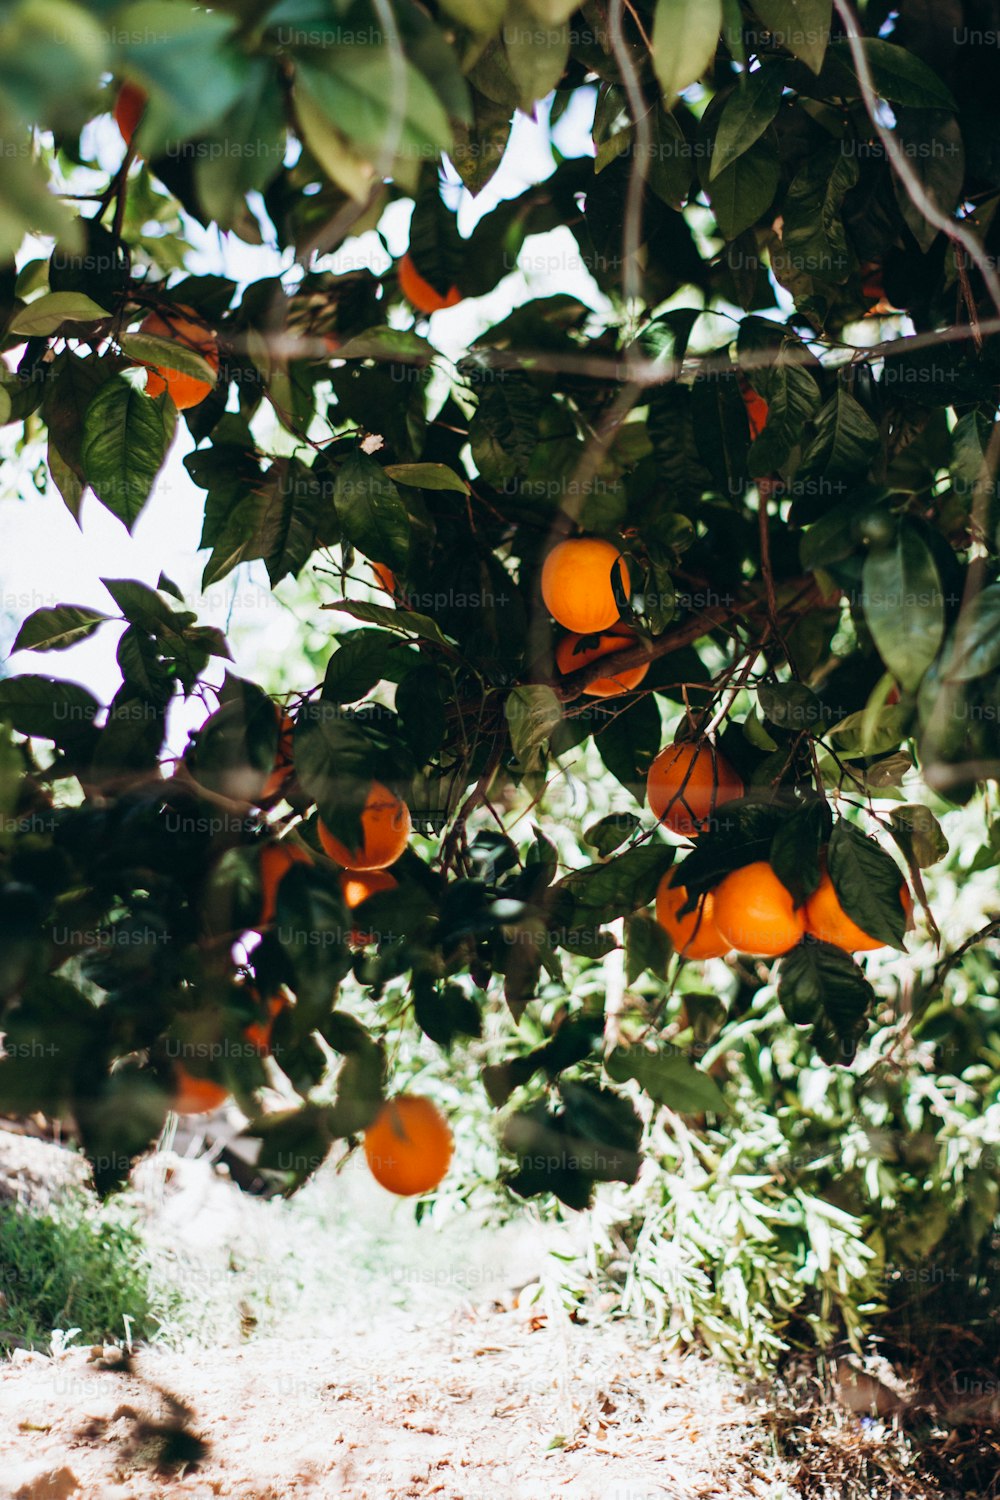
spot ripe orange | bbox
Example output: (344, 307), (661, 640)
(258, 841), (313, 926)
(114, 81), (147, 148)
(139, 307), (220, 409)
(739, 376), (769, 440)
(172, 1065), (228, 1116)
(317, 783), (411, 871)
(369, 561), (397, 595)
(712, 861), (806, 957)
(646, 742), (744, 839)
(804, 870), (913, 952)
(363, 1095), (453, 1197)
(540, 538), (629, 635)
(398, 253), (462, 314)
(340, 870), (397, 945)
(260, 709), (295, 804)
(243, 990), (289, 1056)
(554, 626), (649, 698)
(654, 869), (729, 960)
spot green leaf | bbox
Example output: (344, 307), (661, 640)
(747, 362), (821, 475)
(769, 799), (827, 904)
(470, 377), (540, 486)
(710, 65), (785, 179)
(0, 675), (99, 752)
(80, 379), (175, 531)
(595, 695), (663, 798)
(606, 1044), (727, 1114)
(43, 352), (116, 482)
(8, 291), (109, 335)
(322, 632), (397, 705)
(382, 462), (469, 494)
(557, 845), (674, 928)
(828, 820), (908, 950)
(293, 70), (376, 202)
(439, 0), (506, 30)
(502, 1), (570, 111)
(939, 585), (1000, 683)
(751, 0), (831, 73)
(861, 522), (945, 694)
(798, 387), (879, 489)
(624, 912), (672, 983)
(888, 804), (948, 870)
(584, 812), (642, 857)
(324, 599), (452, 649)
(758, 681), (823, 732)
(334, 451), (410, 572)
(704, 133), (780, 241)
(119, 332), (218, 386)
(950, 411), (993, 502)
(47, 442), (85, 521)
(449, 86), (512, 195)
(827, 38), (956, 112)
(893, 109), (965, 253)
(114, 0), (244, 147)
(12, 606), (109, 654)
(413, 979), (482, 1048)
(652, 0), (723, 106)
(777, 940), (874, 1062)
(335, 326), (435, 363)
(506, 685), (562, 774)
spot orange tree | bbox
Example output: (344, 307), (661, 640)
(0, 0), (998, 1203)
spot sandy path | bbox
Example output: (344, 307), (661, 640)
(0, 1307), (785, 1500)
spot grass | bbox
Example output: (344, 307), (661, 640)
(0, 1190), (182, 1354)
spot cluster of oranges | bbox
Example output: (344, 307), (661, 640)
(175, 702), (452, 1197)
(541, 536), (650, 699)
(646, 740), (912, 961)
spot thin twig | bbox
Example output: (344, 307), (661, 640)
(607, 0), (651, 319)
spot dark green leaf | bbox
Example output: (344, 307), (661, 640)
(81, 378), (175, 531)
(606, 1043), (727, 1113)
(710, 65), (785, 179)
(12, 606), (109, 654)
(334, 451), (410, 572)
(584, 812), (642, 857)
(828, 820), (908, 950)
(861, 521), (945, 693)
(752, 0), (831, 73)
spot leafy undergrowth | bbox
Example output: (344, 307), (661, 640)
(0, 1190), (181, 1355)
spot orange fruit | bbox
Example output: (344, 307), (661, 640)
(646, 742), (744, 839)
(804, 870), (912, 952)
(541, 538), (629, 635)
(712, 861), (806, 957)
(258, 841), (313, 926)
(554, 626), (649, 698)
(114, 81), (147, 148)
(654, 869), (729, 960)
(172, 1065), (228, 1116)
(398, 253), (462, 314)
(738, 375), (769, 440)
(260, 709), (295, 804)
(317, 782), (411, 871)
(139, 306), (220, 410)
(340, 870), (398, 945)
(363, 1095), (453, 1197)
(243, 990), (289, 1056)
(369, 561), (397, 595)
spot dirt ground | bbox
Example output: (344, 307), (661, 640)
(0, 1307), (794, 1500)
(0, 1127), (962, 1500)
